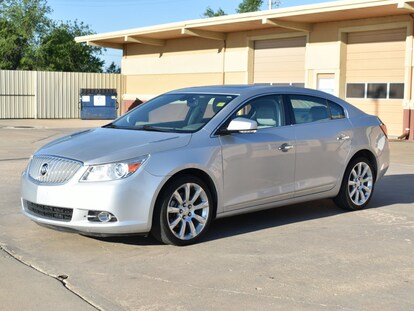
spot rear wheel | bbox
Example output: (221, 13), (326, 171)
(151, 175), (213, 246)
(334, 157), (375, 210)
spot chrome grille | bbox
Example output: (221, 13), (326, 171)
(28, 155), (82, 184)
(26, 201), (73, 221)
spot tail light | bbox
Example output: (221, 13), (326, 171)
(378, 118), (388, 137)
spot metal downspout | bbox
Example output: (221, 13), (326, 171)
(402, 15), (414, 140)
(222, 40), (227, 85)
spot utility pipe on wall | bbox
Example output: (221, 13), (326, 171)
(401, 15), (414, 140)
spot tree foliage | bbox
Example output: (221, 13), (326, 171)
(0, 0), (51, 70)
(35, 20), (104, 72)
(236, 0), (264, 13)
(0, 0), (104, 72)
(105, 61), (121, 73)
(204, 0), (264, 19)
(203, 6), (226, 18)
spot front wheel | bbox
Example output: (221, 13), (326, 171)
(334, 157), (375, 211)
(151, 175), (214, 246)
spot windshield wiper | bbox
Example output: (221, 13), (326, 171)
(136, 125), (172, 132)
(103, 124), (173, 132)
(102, 123), (118, 128)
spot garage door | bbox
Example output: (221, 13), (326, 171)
(345, 28), (406, 136)
(253, 36), (306, 86)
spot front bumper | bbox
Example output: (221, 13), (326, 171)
(20, 167), (164, 236)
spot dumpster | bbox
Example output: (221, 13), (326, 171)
(80, 88), (118, 120)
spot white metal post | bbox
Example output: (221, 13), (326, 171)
(33, 70), (37, 119)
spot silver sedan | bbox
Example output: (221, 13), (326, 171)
(21, 86), (389, 245)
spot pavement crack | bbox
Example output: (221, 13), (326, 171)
(0, 244), (101, 311)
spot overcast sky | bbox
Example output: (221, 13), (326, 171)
(47, 0), (331, 68)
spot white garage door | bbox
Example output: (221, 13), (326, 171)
(253, 36), (306, 86)
(345, 28), (406, 136)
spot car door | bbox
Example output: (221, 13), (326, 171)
(285, 94), (353, 196)
(219, 95), (296, 212)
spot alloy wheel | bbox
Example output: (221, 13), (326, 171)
(348, 162), (373, 206)
(166, 182), (210, 240)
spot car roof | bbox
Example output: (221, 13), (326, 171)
(169, 85), (331, 98)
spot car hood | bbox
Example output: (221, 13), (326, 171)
(35, 128), (191, 164)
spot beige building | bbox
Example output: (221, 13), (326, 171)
(77, 0), (414, 138)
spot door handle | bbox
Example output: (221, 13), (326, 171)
(337, 134), (350, 141)
(278, 143), (294, 152)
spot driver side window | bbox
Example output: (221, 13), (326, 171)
(234, 95), (285, 129)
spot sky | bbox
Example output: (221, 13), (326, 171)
(47, 0), (330, 68)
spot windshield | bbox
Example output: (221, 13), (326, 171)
(109, 93), (237, 133)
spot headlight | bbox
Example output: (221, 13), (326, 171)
(80, 155), (148, 182)
(23, 155), (33, 175)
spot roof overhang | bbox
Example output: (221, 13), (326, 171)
(76, 0), (414, 49)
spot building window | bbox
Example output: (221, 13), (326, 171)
(389, 83), (404, 99)
(367, 83), (387, 99)
(272, 83), (290, 86)
(346, 83), (404, 99)
(346, 83), (365, 98)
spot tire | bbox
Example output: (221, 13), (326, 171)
(334, 157), (375, 211)
(151, 175), (214, 246)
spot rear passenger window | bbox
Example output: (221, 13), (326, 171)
(328, 100), (345, 119)
(289, 95), (329, 124)
(288, 95), (346, 124)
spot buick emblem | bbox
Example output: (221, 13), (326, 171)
(40, 163), (49, 176)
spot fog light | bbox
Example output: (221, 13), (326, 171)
(87, 210), (117, 223)
(98, 212), (112, 222)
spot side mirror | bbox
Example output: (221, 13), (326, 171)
(226, 117), (257, 133)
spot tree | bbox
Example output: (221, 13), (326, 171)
(203, 6), (226, 18)
(204, 0), (265, 19)
(236, 0), (264, 13)
(0, 0), (105, 72)
(0, 0), (51, 70)
(105, 61), (121, 73)
(35, 20), (104, 72)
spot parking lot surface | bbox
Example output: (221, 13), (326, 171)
(0, 119), (413, 310)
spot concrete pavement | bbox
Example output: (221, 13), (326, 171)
(0, 246), (96, 311)
(0, 119), (109, 129)
(0, 119), (413, 310)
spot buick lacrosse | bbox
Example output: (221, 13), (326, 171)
(21, 86), (389, 245)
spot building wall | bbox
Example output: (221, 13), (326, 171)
(123, 15), (414, 136)
(122, 28), (297, 100)
(123, 37), (225, 100)
(305, 15), (411, 136)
